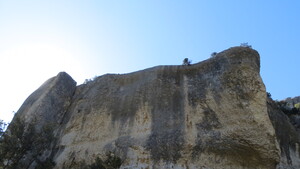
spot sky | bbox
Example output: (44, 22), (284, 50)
(0, 0), (299, 122)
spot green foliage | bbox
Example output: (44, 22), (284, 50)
(67, 152), (122, 169)
(294, 103), (300, 109)
(103, 153), (122, 169)
(88, 153), (122, 169)
(0, 117), (55, 169)
(35, 158), (56, 169)
(267, 92), (272, 99)
(0, 117), (35, 169)
(0, 120), (7, 138)
(276, 101), (300, 116)
(182, 58), (191, 66)
(210, 52), (217, 58)
(84, 76), (98, 84)
(240, 42), (252, 48)
(89, 157), (106, 169)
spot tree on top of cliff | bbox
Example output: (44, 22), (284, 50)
(183, 58), (191, 66)
(211, 52), (218, 58)
(240, 42), (252, 48)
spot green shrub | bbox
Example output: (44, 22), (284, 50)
(276, 101), (300, 116)
(267, 92), (272, 99)
(211, 52), (217, 58)
(89, 157), (106, 169)
(89, 153), (122, 169)
(0, 117), (55, 169)
(0, 120), (7, 137)
(103, 153), (122, 169)
(240, 42), (252, 48)
(35, 158), (56, 169)
(182, 58), (191, 66)
(294, 103), (300, 109)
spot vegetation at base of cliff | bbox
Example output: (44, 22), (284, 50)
(0, 117), (56, 169)
(35, 158), (56, 169)
(76, 153), (122, 169)
(89, 154), (121, 169)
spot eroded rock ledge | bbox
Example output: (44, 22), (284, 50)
(13, 47), (300, 169)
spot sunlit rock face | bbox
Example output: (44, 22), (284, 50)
(15, 47), (300, 168)
(16, 71), (76, 128)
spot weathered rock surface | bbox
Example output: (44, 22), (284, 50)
(12, 47), (300, 168)
(267, 99), (300, 169)
(16, 72), (76, 126)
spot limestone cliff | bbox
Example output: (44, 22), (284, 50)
(9, 47), (300, 169)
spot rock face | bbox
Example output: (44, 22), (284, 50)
(12, 47), (300, 168)
(15, 72), (76, 127)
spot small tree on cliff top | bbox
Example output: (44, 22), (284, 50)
(240, 42), (252, 48)
(182, 58), (191, 66)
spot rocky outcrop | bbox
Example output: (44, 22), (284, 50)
(10, 46), (300, 168)
(9, 72), (76, 168)
(16, 72), (76, 127)
(267, 99), (300, 169)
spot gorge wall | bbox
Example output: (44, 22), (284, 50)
(10, 47), (300, 169)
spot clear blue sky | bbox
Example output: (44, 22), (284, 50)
(0, 0), (299, 122)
